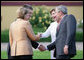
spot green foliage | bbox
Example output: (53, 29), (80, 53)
(71, 50), (83, 59)
(77, 19), (83, 29)
(1, 29), (83, 42)
(1, 51), (8, 59)
(1, 30), (9, 42)
(75, 32), (83, 42)
(37, 37), (51, 42)
(33, 51), (50, 59)
(30, 6), (53, 30)
(1, 50), (83, 59)
(78, 23), (83, 29)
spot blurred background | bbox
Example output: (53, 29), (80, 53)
(1, 1), (83, 59)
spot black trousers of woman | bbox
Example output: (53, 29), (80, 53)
(9, 55), (32, 59)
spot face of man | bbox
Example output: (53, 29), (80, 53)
(55, 8), (62, 22)
(24, 9), (33, 20)
(50, 10), (57, 21)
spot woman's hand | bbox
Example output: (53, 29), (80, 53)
(37, 32), (43, 38)
(36, 35), (40, 40)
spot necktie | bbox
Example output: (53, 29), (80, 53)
(57, 23), (59, 31)
(56, 23), (59, 37)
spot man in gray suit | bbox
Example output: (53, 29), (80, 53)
(41, 5), (77, 59)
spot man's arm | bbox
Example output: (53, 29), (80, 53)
(64, 14), (76, 55)
(30, 40), (39, 49)
(31, 40), (47, 51)
(25, 21), (40, 41)
(65, 14), (76, 46)
(30, 39), (56, 51)
(31, 40), (56, 51)
(47, 41), (56, 51)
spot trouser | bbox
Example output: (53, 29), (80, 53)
(7, 42), (11, 59)
(56, 55), (70, 59)
(10, 55), (32, 59)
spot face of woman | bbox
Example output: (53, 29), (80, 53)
(24, 9), (33, 20)
(51, 11), (57, 21)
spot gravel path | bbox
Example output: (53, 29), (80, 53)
(1, 42), (83, 51)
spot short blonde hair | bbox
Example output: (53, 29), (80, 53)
(16, 7), (28, 19)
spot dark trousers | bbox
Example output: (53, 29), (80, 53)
(56, 55), (70, 59)
(9, 55), (32, 59)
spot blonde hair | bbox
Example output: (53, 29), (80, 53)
(16, 7), (28, 19)
(16, 4), (33, 19)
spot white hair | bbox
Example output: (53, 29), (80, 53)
(56, 5), (67, 14)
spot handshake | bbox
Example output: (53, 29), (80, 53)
(38, 44), (47, 51)
(36, 32), (48, 51)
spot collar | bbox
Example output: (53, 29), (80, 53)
(61, 14), (67, 21)
(60, 14), (67, 22)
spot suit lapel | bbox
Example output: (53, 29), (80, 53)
(59, 15), (68, 31)
(56, 15), (68, 37)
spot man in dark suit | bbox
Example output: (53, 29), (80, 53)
(41, 5), (77, 59)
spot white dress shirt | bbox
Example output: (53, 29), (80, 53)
(41, 21), (58, 43)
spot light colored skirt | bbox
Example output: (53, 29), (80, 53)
(51, 50), (56, 59)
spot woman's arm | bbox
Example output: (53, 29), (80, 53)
(40, 25), (51, 38)
(25, 21), (40, 41)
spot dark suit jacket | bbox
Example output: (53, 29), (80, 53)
(47, 14), (76, 58)
(7, 41), (39, 59)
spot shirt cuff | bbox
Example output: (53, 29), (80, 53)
(40, 34), (42, 38)
(37, 44), (40, 48)
(45, 46), (48, 50)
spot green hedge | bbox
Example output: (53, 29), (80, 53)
(1, 30), (9, 42)
(77, 20), (83, 29)
(75, 32), (83, 42)
(1, 30), (83, 42)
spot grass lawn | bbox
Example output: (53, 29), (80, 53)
(1, 50), (83, 59)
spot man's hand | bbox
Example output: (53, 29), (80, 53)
(38, 45), (46, 51)
(64, 45), (68, 55)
